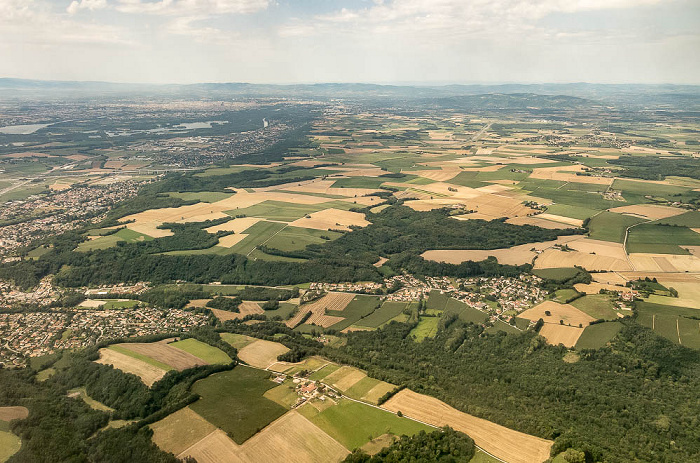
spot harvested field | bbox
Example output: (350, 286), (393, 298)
(78, 299), (106, 308)
(95, 348), (167, 386)
(629, 253), (700, 272)
(538, 324), (585, 347)
(519, 301), (596, 327)
(221, 333), (257, 350)
(574, 282), (633, 294)
(592, 272), (629, 285)
(151, 407), (217, 456)
(180, 411), (348, 463)
(383, 389), (552, 463)
(187, 299), (211, 308)
(217, 234), (248, 248)
(0, 406), (29, 422)
(115, 341), (208, 370)
(237, 339), (290, 369)
(205, 217), (262, 234)
(286, 292), (355, 329)
(536, 213), (584, 227)
(534, 249), (632, 272)
(323, 366), (366, 392)
(609, 204), (686, 220)
(289, 208), (369, 232)
(567, 238), (628, 261)
(421, 236), (580, 266)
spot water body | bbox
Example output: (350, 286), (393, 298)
(0, 123), (51, 135)
(105, 120), (229, 137)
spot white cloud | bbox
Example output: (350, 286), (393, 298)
(67, 0), (108, 15)
(115, 0), (269, 16)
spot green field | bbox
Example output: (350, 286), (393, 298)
(108, 345), (174, 371)
(545, 204), (599, 220)
(68, 387), (114, 412)
(262, 302), (297, 320)
(77, 228), (153, 251)
(220, 333), (256, 350)
(0, 427), (21, 463)
(262, 226), (342, 252)
(102, 299), (139, 310)
(485, 319), (522, 335)
(309, 363), (341, 381)
(636, 302), (700, 348)
(425, 290), (450, 311)
(189, 366), (287, 444)
(327, 295), (382, 331)
(653, 211), (700, 228)
(626, 224), (700, 254)
(226, 200), (355, 222)
(167, 191), (234, 203)
(298, 399), (432, 450)
(344, 376), (382, 400)
(587, 212), (645, 243)
(409, 316), (440, 341)
(570, 295), (619, 320)
(554, 289), (581, 303)
(354, 302), (408, 328)
(331, 177), (385, 189)
(575, 322), (623, 350)
(263, 382), (299, 408)
(169, 338), (232, 364)
(229, 221), (288, 255)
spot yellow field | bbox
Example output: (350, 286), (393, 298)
(520, 301), (595, 327)
(237, 339), (290, 369)
(324, 366), (367, 392)
(538, 324), (585, 348)
(217, 234), (248, 248)
(567, 238), (628, 260)
(0, 406), (29, 422)
(151, 407), (217, 455)
(421, 236), (580, 266)
(180, 411), (349, 463)
(289, 208), (370, 232)
(95, 347), (167, 386)
(534, 249), (632, 271)
(608, 204), (686, 220)
(383, 389), (552, 463)
(205, 217), (262, 234)
(629, 253), (700, 272)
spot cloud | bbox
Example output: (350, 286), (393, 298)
(115, 0), (269, 16)
(67, 0), (108, 15)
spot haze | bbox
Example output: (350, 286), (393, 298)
(1, 0), (699, 85)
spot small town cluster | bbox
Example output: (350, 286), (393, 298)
(0, 180), (142, 255)
(0, 306), (208, 368)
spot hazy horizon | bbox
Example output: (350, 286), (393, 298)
(2, 0), (699, 85)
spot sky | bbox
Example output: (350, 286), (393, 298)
(0, 0), (698, 85)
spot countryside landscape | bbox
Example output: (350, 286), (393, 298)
(2, 1), (700, 462)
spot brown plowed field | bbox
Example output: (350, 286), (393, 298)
(116, 342), (208, 370)
(0, 406), (29, 421)
(286, 292), (355, 328)
(383, 389), (552, 463)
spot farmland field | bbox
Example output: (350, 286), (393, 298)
(409, 316), (440, 341)
(636, 301), (700, 348)
(383, 389), (552, 463)
(298, 399), (432, 450)
(112, 341), (207, 370)
(189, 366), (287, 444)
(95, 347), (168, 386)
(575, 322), (623, 350)
(151, 407), (217, 456)
(237, 339), (290, 368)
(626, 224), (700, 254)
(0, 425), (21, 463)
(569, 295), (619, 320)
(169, 338), (232, 364)
(354, 301), (408, 328)
(221, 332), (257, 350)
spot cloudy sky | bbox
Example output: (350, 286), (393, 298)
(1, 0), (698, 84)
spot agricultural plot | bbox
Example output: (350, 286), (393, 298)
(0, 422), (21, 463)
(112, 341), (208, 370)
(327, 295), (383, 332)
(221, 333), (257, 350)
(383, 389), (553, 463)
(520, 301), (595, 327)
(587, 212), (645, 243)
(95, 347), (168, 386)
(169, 339), (232, 364)
(299, 398), (432, 451)
(180, 411), (349, 463)
(538, 324), (585, 348)
(289, 208), (370, 232)
(189, 366), (287, 444)
(151, 407), (218, 456)
(0, 406), (29, 422)
(286, 292), (355, 329)
(409, 317), (440, 341)
(569, 295), (619, 320)
(444, 298), (489, 324)
(575, 322), (623, 350)
(237, 339), (290, 369)
(627, 224), (700, 254)
(354, 301), (408, 328)
(636, 302), (700, 348)
(262, 226), (342, 252)
(77, 228), (153, 251)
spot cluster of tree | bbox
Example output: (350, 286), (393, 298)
(608, 155), (700, 181)
(206, 296), (241, 312)
(236, 286), (298, 301)
(344, 428), (475, 463)
(315, 320), (700, 462)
